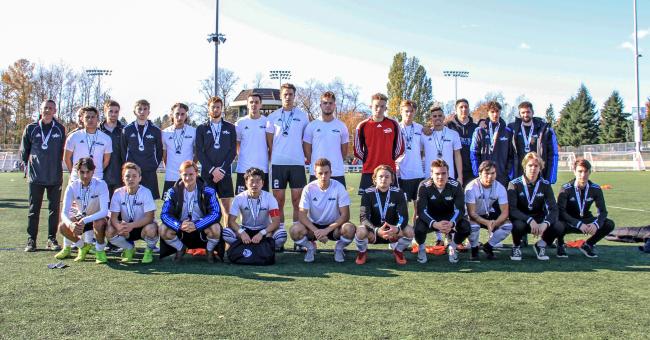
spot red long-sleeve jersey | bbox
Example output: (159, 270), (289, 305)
(354, 116), (404, 174)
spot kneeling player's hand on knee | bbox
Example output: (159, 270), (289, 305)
(251, 233), (263, 244)
(73, 221), (84, 235)
(240, 232), (251, 244)
(313, 229), (328, 242)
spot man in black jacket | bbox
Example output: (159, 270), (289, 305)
(446, 99), (479, 186)
(20, 99), (66, 252)
(120, 99), (163, 199)
(414, 159), (470, 264)
(470, 101), (514, 187)
(99, 100), (124, 198)
(196, 96), (237, 213)
(508, 101), (559, 184)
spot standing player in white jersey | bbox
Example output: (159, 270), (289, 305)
(54, 158), (110, 263)
(303, 90), (349, 187)
(421, 105), (463, 184)
(464, 160), (512, 260)
(396, 100), (425, 216)
(106, 162), (159, 264)
(223, 167), (287, 250)
(64, 106), (112, 182)
(235, 93), (270, 194)
(266, 83), (309, 231)
(290, 158), (356, 263)
(162, 103), (196, 196)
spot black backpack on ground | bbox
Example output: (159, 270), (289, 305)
(227, 237), (276, 265)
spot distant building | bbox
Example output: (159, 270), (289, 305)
(231, 88), (282, 117)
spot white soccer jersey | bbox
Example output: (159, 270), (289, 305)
(229, 190), (278, 230)
(396, 122), (425, 180)
(162, 125), (196, 181)
(464, 178), (508, 216)
(236, 115), (269, 173)
(65, 129), (113, 181)
(110, 185), (156, 222)
(421, 127), (462, 179)
(299, 179), (350, 225)
(266, 107), (309, 165)
(61, 178), (110, 226)
(303, 118), (349, 177)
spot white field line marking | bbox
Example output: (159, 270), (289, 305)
(609, 205), (647, 212)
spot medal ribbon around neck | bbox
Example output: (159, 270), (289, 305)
(172, 126), (186, 154)
(522, 176), (541, 210)
(488, 121), (500, 153)
(403, 124), (414, 149)
(521, 121), (534, 153)
(85, 131), (97, 157)
(210, 120), (222, 149)
(375, 189), (391, 224)
(574, 180), (590, 217)
(479, 182), (494, 214)
(39, 120), (53, 149)
(137, 121), (149, 151)
(280, 109), (294, 136)
(246, 193), (262, 227)
(125, 186), (139, 222)
(433, 128), (446, 157)
(80, 180), (94, 214)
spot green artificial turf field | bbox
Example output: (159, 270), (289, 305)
(1, 171), (649, 338)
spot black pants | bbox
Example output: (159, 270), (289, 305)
(27, 182), (61, 241)
(414, 218), (470, 245)
(557, 218), (615, 246)
(511, 217), (563, 247)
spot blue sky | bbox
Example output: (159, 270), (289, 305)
(0, 0), (648, 120)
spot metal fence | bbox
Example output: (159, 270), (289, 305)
(560, 141), (650, 153)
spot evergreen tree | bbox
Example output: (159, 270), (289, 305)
(599, 91), (629, 143)
(386, 52), (433, 124)
(555, 84), (599, 147)
(545, 104), (556, 127)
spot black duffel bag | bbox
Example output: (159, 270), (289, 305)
(227, 237), (276, 265)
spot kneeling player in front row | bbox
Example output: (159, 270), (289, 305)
(465, 160), (512, 260)
(507, 152), (563, 261)
(223, 167), (287, 250)
(555, 159), (615, 258)
(356, 165), (414, 265)
(55, 157), (110, 263)
(160, 161), (223, 263)
(106, 162), (158, 264)
(414, 159), (471, 264)
(290, 158), (356, 263)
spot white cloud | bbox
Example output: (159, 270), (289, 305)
(620, 41), (635, 51)
(630, 28), (650, 39)
(519, 42), (531, 49)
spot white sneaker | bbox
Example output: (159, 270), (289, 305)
(417, 246), (428, 264)
(334, 248), (345, 263)
(534, 242), (550, 261)
(304, 244), (315, 263)
(448, 246), (459, 263)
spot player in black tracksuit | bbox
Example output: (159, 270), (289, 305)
(509, 116), (559, 184)
(196, 118), (237, 202)
(470, 116), (514, 188)
(414, 159), (470, 264)
(446, 101), (479, 186)
(20, 100), (66, 251)
(99, 118), (124, 198)
(121, 119), (163, 199)
(507, 153), (562, 261)
(556, 159), (615, 258)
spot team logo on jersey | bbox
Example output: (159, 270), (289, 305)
(332, 129), (340, 133)
(146, 134), (154, 139)
(383, 128), (393, 134)
(444, 196), (453, 201)
(242, 248), (252, 258)
(316, 129), (321, 132)
(130, 133), (136, 137)
(223, 130), (230, 134)
(327, 197), (336, 201)
(52, 133), (61, 138)
(536, 193), (544, 197)
(499, 136), (508, 141)
(244, 126), (249, 130)
(259, 125), (265, 129)
(312, 197), (318, 201)
(35, 133), (41, 138)
(586, 197), (594, 202)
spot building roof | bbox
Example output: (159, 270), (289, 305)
(233, 88), (280, 102)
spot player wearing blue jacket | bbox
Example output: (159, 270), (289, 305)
(470, 101), (514, 187)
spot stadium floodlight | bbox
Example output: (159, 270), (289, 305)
(443, 70), (469, 103)
(269, 70), (292, 89)
(84, 69), (112, 107)
(207, 0), (226, 96)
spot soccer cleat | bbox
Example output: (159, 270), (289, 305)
(579, 243), (598, 258)
(482, 242), (496, 260)
(55, 246), (72, 259)
(24, 238), (36, 252)
(355, 251), (367, 265)
(470, 246), (480, 261)
(393, 249), (407, 265)
(556, 244), (568, 258)
(334, 249), (345, 263)
(47, 238), (61, 251)
(533, 242), (549, 261)
(74, 243), (92, 262)
(448, 246), (459, 263)
(95, 250), (108, 264)
(142, 248), (154, 264)
(206, 249), (216, 263)
(417, 245), (428, 263)
(303, 244), (315, 263)
(121, 248), (135, 263)
(173, 245), (187, 263)
(510, 246), (522, 261)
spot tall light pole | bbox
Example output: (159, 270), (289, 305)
(269, 70), (291, 89)
(443, 70), (469, 102)
(207, 0), (226, 97)
(85, 69), (112, 108)
(633, 0), (642, 152)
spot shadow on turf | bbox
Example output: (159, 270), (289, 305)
(103, 245), (650, 281)
(0, 198), (28, 209)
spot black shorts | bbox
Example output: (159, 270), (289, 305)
(271, 165), (307, 190)
(398, 178), (423, 201)
(177, 229), (209, 249)
(126, 226), (144, 242)
(205, 174), (235, 199)
(140, 170), (160, 199)
(306, 223), (339, 241)
(236, 172), (269, 195)
(358, 173), (374, 195)
(83, 222), (94, 232)
(107, 183), (121, 200)
(309, 175), (346, 188)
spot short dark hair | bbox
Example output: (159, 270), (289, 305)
(478, 160), (497, 174)
(208, 96), (223, 107)
(134, 99), (150, 109)
(574, 159), (592, 171)
(171, 102), (189, 112)
(80, 106), (99, 116)
(429, 105), (444, 113)
(281, 83), (296, 94)
(372, 164), (394, 184)
(486, 101), (502, 112)
(314, 158), (331, 170)
(248, 93), (262, 102)
(518, 101), (534, 111)
(104, 100), (120, 109)
(321, 91), (336, 101)
(455, 99), (469, 107)
(121, 162), (142, 176)
(430, 159), (449, 171)
(244, 167), (265, 182)
(75, 157), (96, 171)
